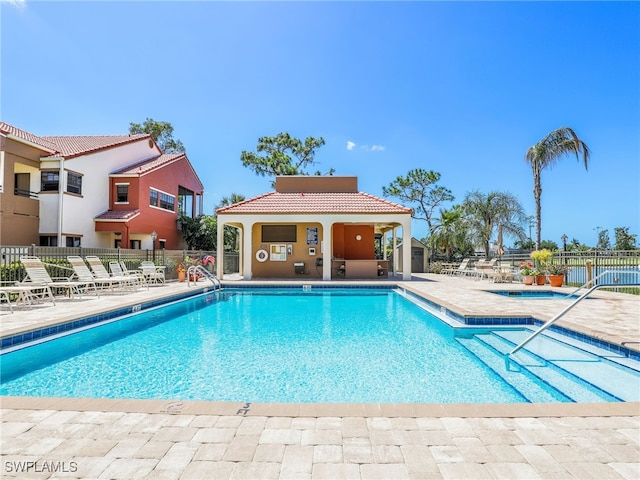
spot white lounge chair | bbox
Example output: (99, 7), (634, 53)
(68, 256), (127, 293)
(442, 259), (471, 276)
(85, 256), (137, 291)
(0, 282), (55, 313)
(109, 261), (146, 289)
(20, 256), (97, 299)
(140, 261), (166, 285)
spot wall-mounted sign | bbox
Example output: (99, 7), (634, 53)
(306, 227), (318, 245)
(270, 244), (287, 261)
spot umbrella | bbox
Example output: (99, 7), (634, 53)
(496, 225), (505, 258)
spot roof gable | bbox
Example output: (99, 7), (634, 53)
(41, 134), (151, 158)
(0, 121), (59, 152)
(217, 191), (412, 215)
(111, 153), (204, 190)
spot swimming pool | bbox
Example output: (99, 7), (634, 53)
(1, 288), (638, 403)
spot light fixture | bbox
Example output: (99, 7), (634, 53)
(151, 230), (157, 240)
(355, 234), (362, 241)
(114, 231), (122, 237)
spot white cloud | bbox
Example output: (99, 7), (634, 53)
(1, 0), (26, 7)
(347, 141), (386, 152)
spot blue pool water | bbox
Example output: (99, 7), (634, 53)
(1, 288), (638, 403)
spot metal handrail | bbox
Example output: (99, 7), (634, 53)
(507, 269), (640, 359)
(186, 265), (221, 289)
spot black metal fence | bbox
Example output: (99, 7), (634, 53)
(0, 245), (240, 283)
(430, 250), (639, 287)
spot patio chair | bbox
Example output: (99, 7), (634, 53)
(84, 256), (137, 291)
(1, 281), (56, 313)
(109, 261), (147, 289)
(442, 259), (471, 276)
(140, 261), (166, 285)
(20, 256), (98, 299)
(68, 256), (129, 293)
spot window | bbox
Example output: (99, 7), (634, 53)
(130, 239), (141, 249)
(116, 184), (129, 203)
(14, 173), (32, 198)
(178, 186), (194, 217)
(41, 171), (59, 191)
(39, 236), (58, 246)
(150, 188), (175, 212)
(67, 172), (82, 195)
(261, 225), (297, 243)
(65, 236), (81, 247)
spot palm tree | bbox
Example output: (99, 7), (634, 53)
(463, 190), (527, 258)
(428, 205), (472, 260)
(526, 127), (590, 249)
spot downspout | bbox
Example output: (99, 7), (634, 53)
(57, 158), (64, 246)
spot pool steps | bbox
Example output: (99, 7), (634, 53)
(457, 330), (639, 403)
(455, 337), (570, 403)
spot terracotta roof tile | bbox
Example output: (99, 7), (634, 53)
(112, 153), (185, 175)
(41, 134), (150, 158)
(94, 209), (140, 221)
(216, 192), (412, 215)
(1, 121), (153, 158)
(0, 121), (58, 152)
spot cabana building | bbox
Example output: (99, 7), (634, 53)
(216, 176), (412, 281)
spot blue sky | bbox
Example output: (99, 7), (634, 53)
(2, 1), (639, 248)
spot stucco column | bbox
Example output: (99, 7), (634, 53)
(321, 219), (332, 281)
(382, 232), (387, 260)
(237, 226), (243, 276)
(242, 221), (255, 280)
(392, 229), (397, 275)
(401, 219), (412, 280)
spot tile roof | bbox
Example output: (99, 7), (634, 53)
(94, 209), (140, 221)
(0, 121), (58, 152)
(41, 134), (150, 158)
(112, 153), (185, 175)
(216, 192), (412, 215)
(0, 121), (151, 158)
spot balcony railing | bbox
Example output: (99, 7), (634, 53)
(14, 188), (39, 199)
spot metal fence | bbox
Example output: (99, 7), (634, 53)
(430, 250), (639, 286)
(0, 245), (240, 283)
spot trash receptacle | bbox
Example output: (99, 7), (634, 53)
(294, 262), (305, 274)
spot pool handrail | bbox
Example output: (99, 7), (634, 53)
(186, 265), (221, 289)
(507, 269), (640, 361)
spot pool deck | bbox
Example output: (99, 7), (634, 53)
(1, 275), (639, 479)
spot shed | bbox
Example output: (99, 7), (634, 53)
(394, 237), (429, 273)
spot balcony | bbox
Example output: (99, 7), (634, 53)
(14, 187), (39, 199)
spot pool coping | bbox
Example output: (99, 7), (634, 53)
(2, 396), (639, 418)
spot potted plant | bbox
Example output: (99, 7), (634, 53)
(545, 263), (570, 287)
(176, 263), (186, 282)
(531, 249), (553, 285)
(519, 261), (536, 285)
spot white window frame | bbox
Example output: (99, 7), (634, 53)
(149, 187), (175, 212)
(115, 182), (130, 204)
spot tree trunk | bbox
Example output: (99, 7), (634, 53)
(533, 169), (542, 250)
